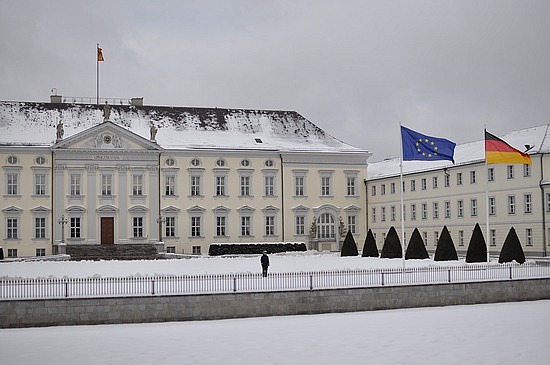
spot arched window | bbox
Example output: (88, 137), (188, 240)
(317, 213), (335, 239)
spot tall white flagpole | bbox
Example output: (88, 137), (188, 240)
(399, 123), (406, 268)
(96, 43), (100, 105)
(484, 127), (490, 262)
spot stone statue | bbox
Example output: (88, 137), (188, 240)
(103, 101), (110, 121)
(56, 121), (64, 140)
(150, 125), (158, 140)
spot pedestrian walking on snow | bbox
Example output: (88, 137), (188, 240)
(261, 251), (270, 277)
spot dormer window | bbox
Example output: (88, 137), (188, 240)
(255, 138), (263, 143)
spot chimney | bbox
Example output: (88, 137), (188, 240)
(50, 88), (62, 103)
(131, 97), (143, 106)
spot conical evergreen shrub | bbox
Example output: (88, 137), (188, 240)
(498, 227), (526, 264)
(380, 226), (402, 258)
(341, 230), (358, 256)
(434, 226), (458, 261)
(465, 223), (487, 263)
(405, 228), (429, 259)
(362, 229), (379, 257)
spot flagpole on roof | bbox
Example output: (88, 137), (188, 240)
(96, 43), (100, 105)
(399, 122), (406, 269)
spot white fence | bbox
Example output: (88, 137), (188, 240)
(1, 262), (549, 300)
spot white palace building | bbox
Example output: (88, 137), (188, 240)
(1, 95), (549, 259)
(0, 96), (370, 258)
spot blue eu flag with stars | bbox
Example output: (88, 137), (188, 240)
(401, 125), (456, 163)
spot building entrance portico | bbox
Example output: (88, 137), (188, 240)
(100, 217), (114, 245)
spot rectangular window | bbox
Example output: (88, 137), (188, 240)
(102, 174), (112, 196)
(70, 174), (81, 195)
(192, 246), (201, 255)
(488, 168), (495, 182)
(410, 204), (416, 221)
(410, 180), (416, 192)
(265, 176), (275, 196)
(7, 218), (18, 239)
(348, 215), (357, 234)
(458, 230), (464, 246)
(240, 176), (251, 196)
(523, 164), (531, 177)
(165, 175), (175, 196)
(165, 216), (175, 237)
(433, 176), (438, 189)
(70, 217), (81, 238)
(421, 178), (427, 190)
(191, 175), (201, 196)
(508, 195), (516, 214)
(490, 229), (496, 246)
(321, 176), (330, 196)
(191, 216), (201, 237)
(489, 197), (496, 216)
(296, 177), (305, 196)
(471, 199), (478, 217)
(133, 217), (144, 238)
(216, 176), (226, 196)
(390, 182), (396, 194)
(547, 193), (550, 212)
(444, 174), (450, 187)
(526, 228), (533, 246)
(507, 165), (514, 179)
(470, 171), (476, 184)
(295, 215), (305, 235)
(444, 201), (451, 218)
(35, 173), (46, 195)
(7, 249), (17, 258)
(433, 202), (439, 219)
(381, 184), (386, 195)
(132, 175), (143, 196)
(36, 248), (46, 257)
(391, 206), (396, 221)
(216, 216), (226, 236)
(524, 194), (532, 214)
(7, 173), (18, 195)
(166, 246), (176, 254)
(241, 216), (251, 236)
(371, 207), (376, 223)
(35, 217), (46, 239)
(347, 176), (356, 196)
(456, 173), (463, 186)
(381, 207), (386, 222)
(434, 231), (439, 246)
(457, 200), (464, 218)
(421, 203), (428, 220)
(265, 216), (275, 236)
(423, 231), (428, 246)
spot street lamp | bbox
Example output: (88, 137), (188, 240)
(156, 214), (166, 243)
(57, 214), (68, 255)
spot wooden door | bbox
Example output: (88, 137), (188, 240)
(101, 217), (114, 244)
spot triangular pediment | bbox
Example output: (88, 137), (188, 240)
(52, 121), (162, 151)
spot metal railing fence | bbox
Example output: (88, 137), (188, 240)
(1, 262), (549, 300)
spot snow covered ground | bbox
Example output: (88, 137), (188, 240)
(1, 251), (496, 279)
(0, 300), (547, 364)
(1, 252), (548, 364)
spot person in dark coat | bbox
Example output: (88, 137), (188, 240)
(260, 251), (270, 277)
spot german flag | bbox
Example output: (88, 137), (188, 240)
(485, 130), (531, 165)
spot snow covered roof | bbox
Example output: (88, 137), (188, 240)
(367, 124), (550, 180)
(0, 101), (366, 153)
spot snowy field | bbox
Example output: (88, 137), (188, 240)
(0, 251), (501, 279)
(1, 300), (548, 364)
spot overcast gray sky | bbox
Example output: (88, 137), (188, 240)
(1, 0), (549, 161)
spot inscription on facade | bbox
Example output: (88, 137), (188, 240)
(93, 155), (121, 160)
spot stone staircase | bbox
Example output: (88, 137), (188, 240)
(66, 244), (161, 261)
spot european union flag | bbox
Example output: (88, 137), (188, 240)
(401, 125), (456, 163)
